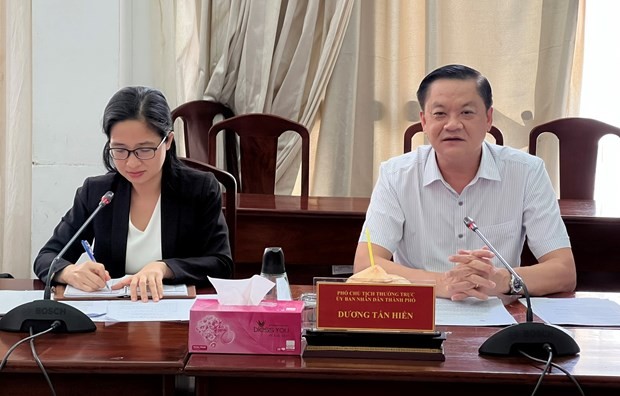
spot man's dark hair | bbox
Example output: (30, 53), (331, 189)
(416, 64), (493, 111)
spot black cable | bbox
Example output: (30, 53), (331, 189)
(0, 321), (61, 372)
(521, 344), (553, 396)
(519, 345), (585, 396)
(30, 327), (57, 396)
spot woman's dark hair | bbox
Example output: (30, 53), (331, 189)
(416, 64), (493, 111)
(101, 86), (182, 175)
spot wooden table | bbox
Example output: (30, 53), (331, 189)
(187, 288), (620, 396)
(234, 195), (620, 290)
(0, 280), (188, 396)
(187, 327), (620, 396)
(3, 281), (620, 395)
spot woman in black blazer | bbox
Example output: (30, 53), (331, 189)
(34, 87), (232, 301)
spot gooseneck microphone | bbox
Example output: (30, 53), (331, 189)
(0, 191), (114, 334)
(463, 216), (579, 357)
(43, 191), (114, 299)
(464, 217), (534, 323)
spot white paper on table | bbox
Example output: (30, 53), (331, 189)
(62, 300), (109, 319)
(62, 298), (196, 322)
(63, 276), (188, 298)
(521, 297), (620, 326)
(104, 299), (196, 321)
(0, 290), (44, 315)
(435, 297), (517, 326)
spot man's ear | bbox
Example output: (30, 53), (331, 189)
(486, 107), (493, 130)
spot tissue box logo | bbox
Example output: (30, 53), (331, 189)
(195, 315), (236, 349)
(254, 319), (290, 335)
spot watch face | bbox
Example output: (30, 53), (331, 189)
(512, 276), (523, 293)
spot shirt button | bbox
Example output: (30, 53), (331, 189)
(458, 201), (463, 206)
(458, 234), (463, 239)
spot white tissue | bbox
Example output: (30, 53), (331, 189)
(208, 275), (275, 305)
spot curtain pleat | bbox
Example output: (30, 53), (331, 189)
(202, 0), (354, 194)
(0, 0), (33, 277)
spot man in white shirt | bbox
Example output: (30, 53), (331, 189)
(354, 64), (576, 300)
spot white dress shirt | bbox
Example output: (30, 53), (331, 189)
(359, 142), (570, 272)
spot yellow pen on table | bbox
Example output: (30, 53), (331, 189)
(365, 227), (376, 267)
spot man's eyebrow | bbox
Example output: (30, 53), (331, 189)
(429, 102), (478, 109)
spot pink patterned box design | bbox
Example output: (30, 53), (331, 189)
(189, 299), (304, 355)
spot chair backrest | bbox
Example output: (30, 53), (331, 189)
(403, 122), (504, 153)
(528, 117), (620, 199)
(207, 113), (310, 196)
(171, 100), (235, 165)
(179, 157), (238, 268)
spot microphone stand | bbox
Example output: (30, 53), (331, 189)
(0, 192), (114, 333)
(463, 217), (580, 357)
(43, 198), (110, 300)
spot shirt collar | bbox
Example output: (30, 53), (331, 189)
(423, 142), (501, 187)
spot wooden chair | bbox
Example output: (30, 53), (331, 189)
(403, 122), (504, 153)
(179, 157), (238, 268)
(207, 113), (310, 196)
(528, 117), (620, 199)
(172, 100), (236, 174)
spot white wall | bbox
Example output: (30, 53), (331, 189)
(31, 0), (155, 267)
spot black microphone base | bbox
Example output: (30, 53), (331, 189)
(0, 300), (96, 333)
(479, 322), (579, 357)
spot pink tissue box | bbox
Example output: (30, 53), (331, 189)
(189, 299), (304, 355)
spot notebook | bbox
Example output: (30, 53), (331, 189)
(55, 276), (195, 300)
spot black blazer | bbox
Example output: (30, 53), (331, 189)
(34, 166), (233, 286)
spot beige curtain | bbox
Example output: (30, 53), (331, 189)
(174, 0), (226, 104)
(313, 1), (427, 196)
(0, 0), (32, 277)
(174, 0), (582, 197)
(315, 0), (583, 197)
(198, 0), (354, 194)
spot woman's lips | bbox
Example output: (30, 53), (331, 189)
(127, 171), (145, 178)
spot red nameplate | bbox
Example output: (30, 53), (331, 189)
(316, 282), (435, 332)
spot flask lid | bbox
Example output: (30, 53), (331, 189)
(261, 247), (286, 275)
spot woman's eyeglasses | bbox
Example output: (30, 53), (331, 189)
(108, 135), (167, 160)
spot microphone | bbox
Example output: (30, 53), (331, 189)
(463, 217), (534, 322)
(0, 191), (114, 334)
(43, 191), (114, 299)
(463, 216), (579, 357)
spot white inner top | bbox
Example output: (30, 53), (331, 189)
(125, 195), (163, 274)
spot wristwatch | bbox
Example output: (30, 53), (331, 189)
(509, 274), (524, 295)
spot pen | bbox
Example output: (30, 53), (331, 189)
(365, 227), (376, 267)
(81, 240), (110, 291)
(81, 240), (96, 262)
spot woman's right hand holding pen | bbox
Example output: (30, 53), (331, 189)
(57, 240), (110, 291)
(56, 262), (111, 292)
